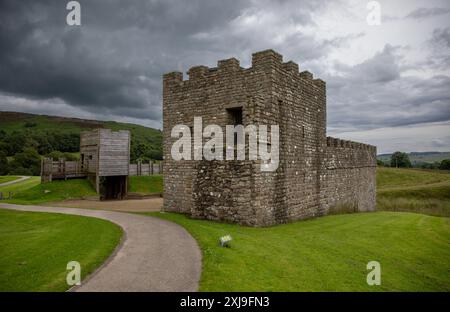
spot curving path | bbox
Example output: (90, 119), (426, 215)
(0, 203), (202, 292)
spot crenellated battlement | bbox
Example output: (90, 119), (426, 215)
(327, 136), (376, 153)
(163, 49), (325, 89)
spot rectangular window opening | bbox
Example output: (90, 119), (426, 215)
(226, 107), (243, 145)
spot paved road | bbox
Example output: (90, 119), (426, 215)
(0, 203), (202, 292)
(0, 176), (31, 187)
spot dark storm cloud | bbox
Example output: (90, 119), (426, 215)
(0, 0), (252, 122)
(0, 0), (449, 134)
(0, 0), (331, 125)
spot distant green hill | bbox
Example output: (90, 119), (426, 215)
(378, 151), (450, 165)
(0, 111), (162, 161)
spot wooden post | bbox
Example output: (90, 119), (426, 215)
(40, 158), (44, 182)
(62, 158), (66, 180)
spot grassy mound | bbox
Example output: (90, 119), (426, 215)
(0, 176), (21, 184)
(128, 175), (163, 194)
(6, 179), (96, 205)
(145, 211), (449, 292)
(0, 176), (40, 195)
(377, 167), (450, 216)
(0, 209), (122, 291)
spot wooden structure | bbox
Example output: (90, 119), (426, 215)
(41, 128), (163, 200)
(80, 129), (131, 200)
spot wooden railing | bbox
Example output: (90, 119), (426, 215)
(41, 158), (87, 182)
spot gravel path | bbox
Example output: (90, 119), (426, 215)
(0, 203), (201, 292)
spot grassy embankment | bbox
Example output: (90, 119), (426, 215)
(377, 167), (450, 217)
(0, 176), (21, 184)
(0, 209), (122, 291)
(3, 179), (96, 205)
(0, 177), (41, 195)
(128, 175), (163, 194)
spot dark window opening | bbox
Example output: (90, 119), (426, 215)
(227, 107), (243, 125)
(227, 107), (243, 145)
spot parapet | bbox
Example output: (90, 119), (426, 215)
(163, 71), (183, 83)
(251, 49), (283, 68)
(299, 71), (313, 79)
(163, 49), (324, 86)
(282, 61), (299, 73)
(326, 136), (376, 153)
(218, 57), (240, 71)
(188, 66), (209, 80)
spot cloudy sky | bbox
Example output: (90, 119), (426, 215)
(0, 0), (449, 154)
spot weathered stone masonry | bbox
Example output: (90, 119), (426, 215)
(163, 49), (376, 226)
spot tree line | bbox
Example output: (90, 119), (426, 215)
(377, 151), (450, 170)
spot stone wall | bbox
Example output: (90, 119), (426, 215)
(163, 49), (377, 226)
(320, 137), (377, 214)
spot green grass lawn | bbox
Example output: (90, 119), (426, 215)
(0, 209), (122, 291)
(4, 179), (96, 205)
(377, 167), (450, 217)
(128, 175), (163, 194)
(0, 176), (21, 184)
(145, 211), (450, 292)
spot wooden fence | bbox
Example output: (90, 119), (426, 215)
(129, 161), (163, 176)
(41, 158), (162, 182)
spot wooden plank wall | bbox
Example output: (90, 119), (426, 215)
(80, 130), (100, 175)
(98, 129), (130, 177)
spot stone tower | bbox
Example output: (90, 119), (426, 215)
(163, 49), (376, 226)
